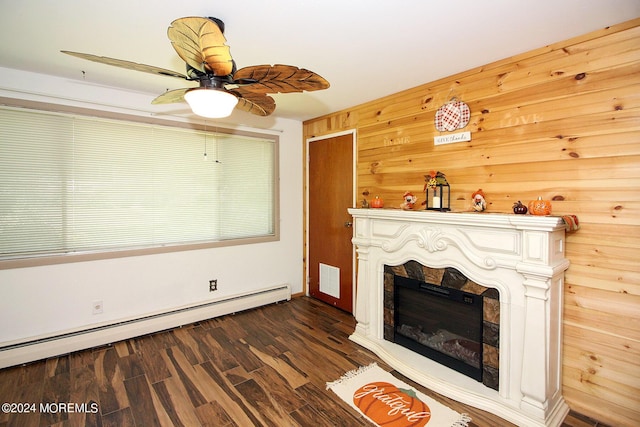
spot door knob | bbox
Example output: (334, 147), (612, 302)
(344, 221), (353, 228)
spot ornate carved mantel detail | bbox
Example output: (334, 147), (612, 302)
(348, 208), (570, 427)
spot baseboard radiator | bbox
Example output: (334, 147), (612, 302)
(0, 284), (291, 369)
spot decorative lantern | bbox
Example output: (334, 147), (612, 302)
(424, 171), (451, 211)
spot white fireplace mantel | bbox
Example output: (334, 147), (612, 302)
(348, 208), (570, 427)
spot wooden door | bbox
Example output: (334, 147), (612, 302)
(308, 133), (354, 313)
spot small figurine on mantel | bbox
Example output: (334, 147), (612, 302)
(472, 189), (487, 212)
(401, 192), (418, 210)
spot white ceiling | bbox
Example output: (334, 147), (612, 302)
(0, 1), (638, 122)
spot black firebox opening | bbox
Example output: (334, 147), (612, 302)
(393, 275), (484, 382)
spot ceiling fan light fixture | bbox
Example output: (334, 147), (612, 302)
(184, 88), (238, 118)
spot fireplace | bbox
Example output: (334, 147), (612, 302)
(393, 273), (484, 380)
(384, 262), (501, 389)
(348, 208), (570, 427)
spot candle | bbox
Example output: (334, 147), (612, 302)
(433, 196), (441, 208)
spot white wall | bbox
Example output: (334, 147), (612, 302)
(0, 67), (303, 345)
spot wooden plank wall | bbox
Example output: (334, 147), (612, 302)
(303, 19), (640, 427)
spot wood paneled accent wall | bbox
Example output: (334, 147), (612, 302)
(303, 19), (640, 427)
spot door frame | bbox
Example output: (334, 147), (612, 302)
(304, 129), (357, 313)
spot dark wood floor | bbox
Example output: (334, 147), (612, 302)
(0, 296), (603, 427)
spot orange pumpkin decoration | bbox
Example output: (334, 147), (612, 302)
(353, 381), (431, 426)
(370, 196), (384, 208)
(528, 197), (552, 215)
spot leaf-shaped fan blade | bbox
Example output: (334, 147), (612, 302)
(151, 88), (191, 105)
(61, 51), (188, 79)
(231, 91), (276, 116)
(168, 17), (234, 77)
(232, 64), (329, 94)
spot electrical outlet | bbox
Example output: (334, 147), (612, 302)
(209, 279), (217, 292)
(92, 300), (103, 315)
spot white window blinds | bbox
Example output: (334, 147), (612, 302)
(0, 107), (277, 259)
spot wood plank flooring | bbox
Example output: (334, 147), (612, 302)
(0, 296), (605, 427)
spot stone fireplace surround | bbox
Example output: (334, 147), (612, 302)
(348, 208), (570, 427)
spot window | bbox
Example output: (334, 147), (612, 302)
(0, 106), (278, 263)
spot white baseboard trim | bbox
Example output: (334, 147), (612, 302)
(0, 284), (291, 369)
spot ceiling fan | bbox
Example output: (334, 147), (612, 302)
(62, 16), (330, 118)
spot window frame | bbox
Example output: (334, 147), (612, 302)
(0, 98), (280, 270)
